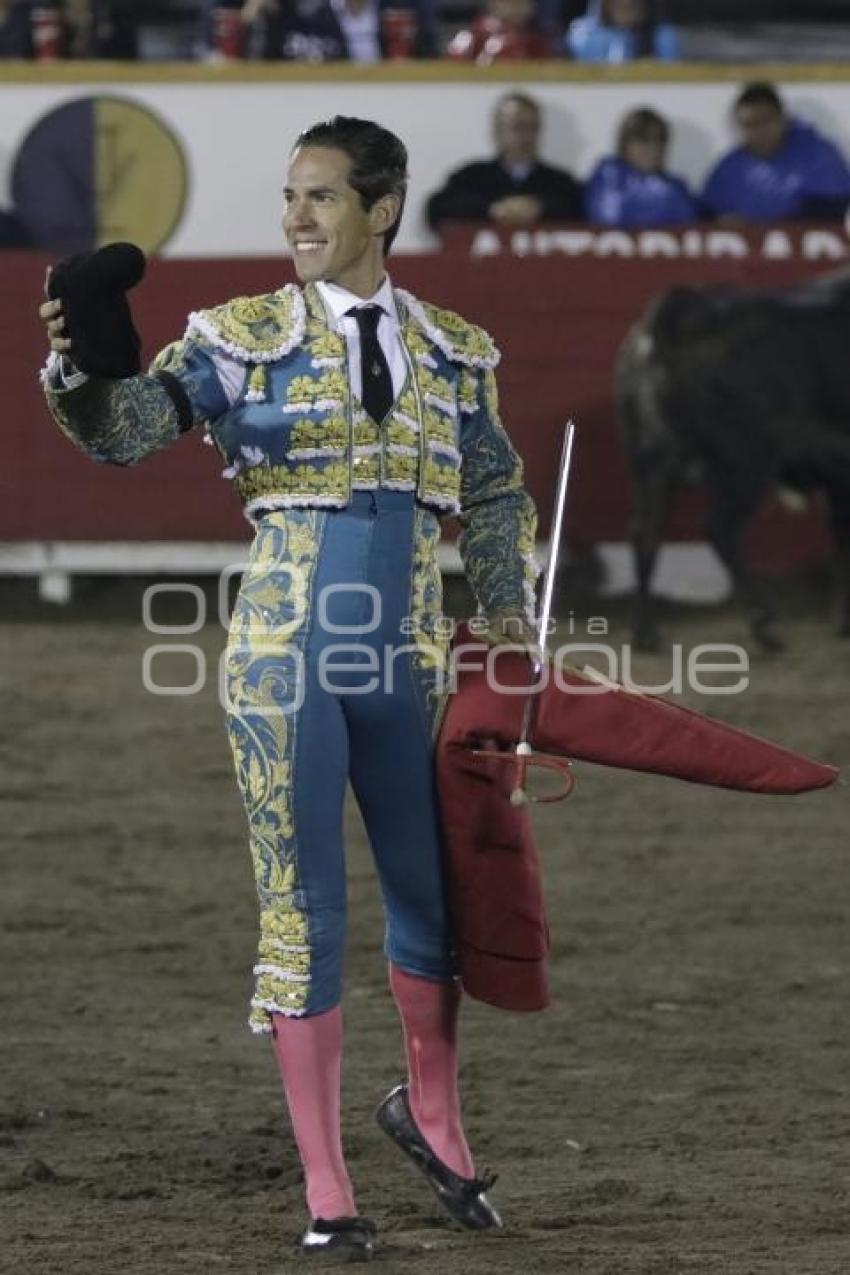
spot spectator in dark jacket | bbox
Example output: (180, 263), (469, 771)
(0, 208), (31, 247)
(0, 0), (31, 56)
(702, 82), (850, 224)
(427, 92), (582, 232)
(584, 106), (698, 227)
(263, 0), (357, 61)
(243, 0), (435, 61)
(567, 0), (679, 63)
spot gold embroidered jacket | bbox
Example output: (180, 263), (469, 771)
(42, 281), (538, 620)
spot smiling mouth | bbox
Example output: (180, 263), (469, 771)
(293, 241), (327, 253)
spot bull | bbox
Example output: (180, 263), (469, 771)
(616, 267), (850, 651)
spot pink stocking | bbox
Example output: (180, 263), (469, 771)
(271, 1006), (356, 1220)
(388, 962), (475, 1178)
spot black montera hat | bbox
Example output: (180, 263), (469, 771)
(47, 242), (146, 378)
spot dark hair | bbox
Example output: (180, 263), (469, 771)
(735, 82), (784, 114)
(294, 116), (408, 255)
(617, 106), (669, 157)
(495, 90), (541, 120)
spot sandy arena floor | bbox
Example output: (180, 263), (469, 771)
(1, 579), (848, 1275)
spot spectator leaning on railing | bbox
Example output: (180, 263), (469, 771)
(446, 0), (555, 63)
(427, 92), (582, 233)
(584, 107), (698, 228)
(701, 82), (850, 225)
(567, 0), (679, 63)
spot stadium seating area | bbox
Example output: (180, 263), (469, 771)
(4, 0), (850, 61)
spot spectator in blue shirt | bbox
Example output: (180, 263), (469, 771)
(567, 0), (680, 63)
(702, 82), (850, 224)
(585, 107), (698, 227)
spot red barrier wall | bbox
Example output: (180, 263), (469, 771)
(2, 232), (835, 568)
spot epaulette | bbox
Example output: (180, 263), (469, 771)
(185, 284), (306, 363)
(395, 289), (500, 369)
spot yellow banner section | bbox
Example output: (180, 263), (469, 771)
(4, 60), (850, 85)
(94, 96), (187, 252)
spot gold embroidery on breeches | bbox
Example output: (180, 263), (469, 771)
(225, 503), (449, 1035)
(223, 510), (325, 1032)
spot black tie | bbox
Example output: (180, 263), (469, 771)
(348, 304), (393, 425)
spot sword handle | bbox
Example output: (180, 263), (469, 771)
(469, 747), (575, 805)
(510, 741), (533, 806)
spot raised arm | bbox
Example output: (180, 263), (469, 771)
(38, 294), (229, 467)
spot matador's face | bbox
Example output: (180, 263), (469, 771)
(283, 145), (396, 297)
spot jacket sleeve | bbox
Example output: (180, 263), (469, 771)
(654, 23), (681, 60)
(457, 366), (539, 624)
(699, 155), (735, 217)
(537, 169), (583, 221)
(584, 159), (617, 224)
(798, 137), (850, 215)
(427, 166), (494, 229)
(41, 338), (231, 468)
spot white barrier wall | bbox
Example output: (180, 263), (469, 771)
(3, 64), (850, 255)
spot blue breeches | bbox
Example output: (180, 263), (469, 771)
(223, 490), (455, 1032)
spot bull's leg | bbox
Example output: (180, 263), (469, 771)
(822, 480), (850, 637)
(631, 456), (679, 652)
(703, 477), (782, 653)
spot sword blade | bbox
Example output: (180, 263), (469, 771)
(512, 421), (577, 801)
(536, 420), (576, 662)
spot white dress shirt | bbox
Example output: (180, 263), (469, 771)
(504, 161), (534, 183)
(315, 275), (406, 404)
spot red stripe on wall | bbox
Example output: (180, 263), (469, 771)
(4, 244), (833, 571)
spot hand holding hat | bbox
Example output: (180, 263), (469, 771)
(40, 241), (147, 378)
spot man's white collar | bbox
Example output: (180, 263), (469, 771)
(316, 276), (397, 326)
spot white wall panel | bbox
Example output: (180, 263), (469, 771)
(3, 73), (850, 255)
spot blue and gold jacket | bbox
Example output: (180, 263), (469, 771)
(43, 281), (538, 621)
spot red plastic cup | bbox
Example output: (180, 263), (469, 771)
(382, 8), (416, 59)
(32, 7), (62, 62)
(213, 7), (245, 60)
